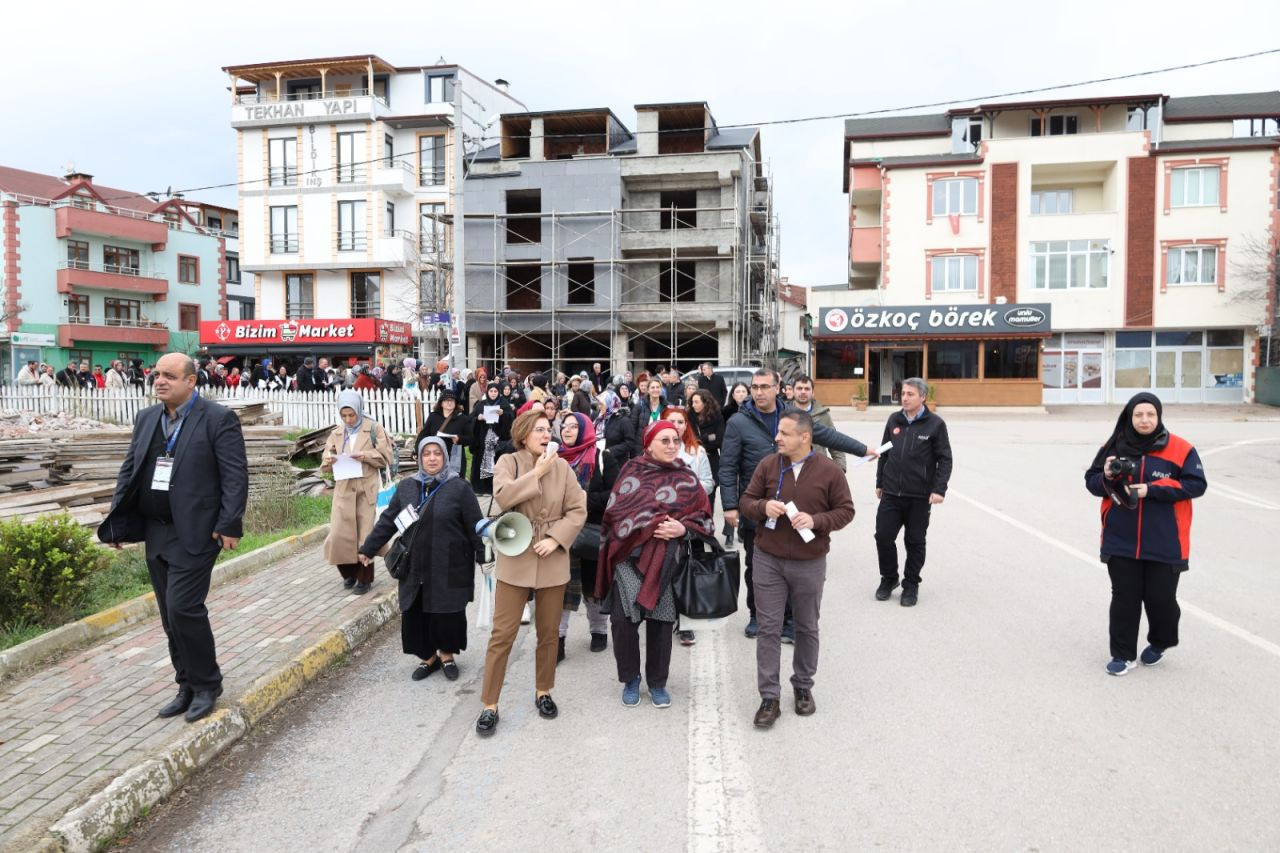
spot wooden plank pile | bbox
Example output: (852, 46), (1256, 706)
(0, 440), (58, 492)
(0, 482), (116, 526)
(221, 399), (284, 426)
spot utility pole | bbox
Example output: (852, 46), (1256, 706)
(451, 75), (467, 367)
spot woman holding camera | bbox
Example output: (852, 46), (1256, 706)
(359, 437), (484, 681)
(1085, 392), (1207, 676)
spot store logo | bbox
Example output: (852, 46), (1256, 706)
(824, 309), (849, 332)
(279, 321), (299, 342)
(214, 322), (232, 342)
(1004, 307), (1047, 328)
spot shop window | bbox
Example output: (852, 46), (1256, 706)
(1206, 329), (1243, 347)
(984, 339), (1039, 379)
(927, 342), (978, 379)
(1114, 350), (1152, 388)
(1115, 331), (1151, 348)
(815, 342), (865, 380)
(1155, 331), (1202, 346)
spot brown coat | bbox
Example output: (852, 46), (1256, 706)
(320, 419), (394, 565)
(492, 449), (587, 588)
(740, 450), (855, 561)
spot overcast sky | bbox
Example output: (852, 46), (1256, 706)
(4, 0), (1278, 287)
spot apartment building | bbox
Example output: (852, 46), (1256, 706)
(463, 102), (778, 376)
(812, 90), (1280, 406)
(0, 166), (228, 378)
(165, 200), (247, 319)
(217, 54), (524, 365)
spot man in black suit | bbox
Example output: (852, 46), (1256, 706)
(99, 353), (248, 723)
(696, 362), (728, 404)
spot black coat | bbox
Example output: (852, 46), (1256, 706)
(360, 476), (484, 613)
(875, 408), (953, 498)
(419, 410), (473, 450)
(630, 397), (665, 446)
(570, 388), (594, 416)
(582, 449), (619, 526)
(692, 411), (725, 475)
(601, 414), (637, 464)
(380, 370), (402, 390)
(469, 399), (513, 449)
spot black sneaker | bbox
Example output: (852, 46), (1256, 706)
(678, 630), (696, 646)
(475, 708), (499, 736)
(590, 633), (608, 652)
(535, 694), (559, 719)
(900, 587), (918, 607)
(875, 579), (899, 601)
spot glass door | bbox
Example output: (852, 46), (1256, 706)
(1155, 349), (1204, 402)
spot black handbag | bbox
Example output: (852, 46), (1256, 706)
(384, 534), (411, 580)
(673, 530), (741, 619)
(570, 522), (602, 561)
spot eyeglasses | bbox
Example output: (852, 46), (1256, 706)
(652, 437), (680, 446)
(750, 384), (776, 391)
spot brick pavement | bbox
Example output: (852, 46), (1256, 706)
(0, 543), (381, 849)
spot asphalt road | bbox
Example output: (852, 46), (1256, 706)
(119, 407), (1280, 853)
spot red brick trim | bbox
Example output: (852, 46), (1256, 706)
(3, 200), (20, 333)
(988, 163), (1018, 304)
(925, 170), (985, 225)
(1161, 157), (1229, 215)
(924, 248), (986, 300)
(1125, 157), (1157, 327)
(218, 237), (228, 320)
(1159, 238), (1228, 293)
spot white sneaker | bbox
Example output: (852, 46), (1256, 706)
(520, 603), (532, 625)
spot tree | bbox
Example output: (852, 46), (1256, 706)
(1229, 230), (1280, 366)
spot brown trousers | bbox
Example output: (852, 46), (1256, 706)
(481, 580), (567, 706)
(337, 562), (374, 584)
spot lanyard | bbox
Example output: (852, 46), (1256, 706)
(161, 392), (199, 457)
(775, 450), (815, 499)
(343, 422), (363, 448)
(418, 478), (447, 510)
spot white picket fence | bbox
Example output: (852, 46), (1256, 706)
(0, 385), (442, 434)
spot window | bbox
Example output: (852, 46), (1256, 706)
(67, 240), (89, 269)
(1167, 246), (1217, 285)
(385, 202), (396, 237)
(103, 245), (140, 276)
(1114, 350), (1151, 388)
(384, 134), (394, 167)
(350, 272), (380, 317)
(104, 297), (141, 326)
(336, 131), (364, 183)
(659, 260), (697, 302)
(178, 303), (200, 331)
(1233, 118), (1279, 138)
(68, 349), (92, 365)
(927, 342), (979, 379)
(1207, 329), (1243, 347)
(206, 216), (222, 231)
(365, 74), (389, 104)
(420, 202), (445, 252)
(270, 206), (298, 253)
(420, 270), (441, 308)
(506, 266), (541, 310)
(268, 137), (297, 187)
(285, 274), (314, 319)
(1170, 167), (1220, 208)
(70, 193), (95, 210)
(418, 135), (445, 186)
(1030, 189), (1073, 215)
(117, 351), (144, 363)
(1030, 114), (1078, 136)
(950, 116), (982, 153)
(984, 340), (1039, 379)
(932, 178), (978, 216)
(815, 342), (865, 380)
(178, 255), (199, 284)
(426, 74), (455, 103)
(227, 255), (240, 283)
(337, 200), (367, 251)
(660, 190), (697, 230)
(1032, 240), (1109, 289)
(506, 190), (541, 244)
(287, 80), (321, 100)
(68, 294), (90, 324)
(567, 260), (595, 305)
(931, 254), (978, 292)
(230, 298), (255, 320)
(1156, 331), (1203, 346)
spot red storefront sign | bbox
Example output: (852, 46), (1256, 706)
(200, 318), (413, 347)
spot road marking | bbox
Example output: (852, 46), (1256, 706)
(1199, 436), (1280, 457)
(687, 627), (766, 853)
(949, 488), (1280, 660)
(1206, 481), (1280, 511)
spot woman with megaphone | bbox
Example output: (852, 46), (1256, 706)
(358, 437), (485, 683)
(476, 410), (587, 737)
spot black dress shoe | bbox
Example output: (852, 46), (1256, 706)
(184, 687), (223, 723)
(590, 633), (608, 652)
(412, 658), (442, 681)
(875, 579), (899, 601)
(535, 693), (558, 719)
(794, 687), (816, 716)
(753, 698), (781, 729)
(557, 636), (566, 663)
(157, 687), (193, 719)
(353, 581), (371, 595)
(476, 708), (499, 737)
(343, 577), (356, 589)
(900, 587), (918, 607)
(442, 660), (459, 681)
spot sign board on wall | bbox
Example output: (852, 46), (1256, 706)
(817, 303), (1052, 336)
(199, 318), (413, 347)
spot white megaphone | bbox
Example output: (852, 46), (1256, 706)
(475, 512), (533, 561)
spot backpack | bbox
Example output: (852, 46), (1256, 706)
(370, 422), (400, 479)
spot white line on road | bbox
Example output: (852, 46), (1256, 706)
(1199, 436), (1280, 457)
(1205, 481), (1280, 511)
(949, 488), (1280, 660)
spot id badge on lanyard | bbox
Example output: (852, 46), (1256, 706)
(394, 503), (419, 533)
(151, 458), (173, 491)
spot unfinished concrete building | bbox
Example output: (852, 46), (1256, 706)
(463, 102), (778, 376)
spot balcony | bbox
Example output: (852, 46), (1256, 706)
(850, 226), (882, 264)
(57, 262), (168, 298)
(370, 158), (416, 197)
(55, 206), (167, 250)
(231, 91), (391, 128)
(58, 318), (170, 348)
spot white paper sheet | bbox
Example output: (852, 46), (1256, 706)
(853, 440), (893, 467)
(784, 500), (816, 542)
(484, 405), (501, 424)
(332, 454), (363, 481)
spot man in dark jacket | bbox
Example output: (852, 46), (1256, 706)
(720, 367), (876, 638)
(873, 377), (952, 607)
(57, 363), (79, 388)
(589, 362), (610, 394)
(696, 362), (728, 404)
(296, 356), (319, 391)
(662, 369), (685, 407)
(380, 362), (402, 390)
(791, 375), (845, 472)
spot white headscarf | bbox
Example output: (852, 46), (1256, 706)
(337, 389), (364, 437)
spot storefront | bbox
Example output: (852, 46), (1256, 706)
(198, 318), (413, 370)
(1042, 332), (1106, 404)
(1113, 329), (1246, 404)
(814, 303), (1052, 406)
(2, 331), (57, 382)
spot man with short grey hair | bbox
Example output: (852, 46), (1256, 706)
(874, 377), (952, 606)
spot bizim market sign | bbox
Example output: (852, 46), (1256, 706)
(817, 303), (1051, 336)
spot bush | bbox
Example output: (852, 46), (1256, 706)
(0, 514), (110, 627)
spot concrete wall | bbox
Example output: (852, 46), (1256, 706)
(1257, 366), (1280, 406)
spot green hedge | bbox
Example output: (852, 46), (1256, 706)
(0, 514), (109, 627)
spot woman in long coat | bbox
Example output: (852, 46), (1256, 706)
(417, 390), (472, 476)
(360, 437), (484, 681)
(475, 410), (587, 737)
(321, 390), (394, 594)
(469, 382), (513, 496)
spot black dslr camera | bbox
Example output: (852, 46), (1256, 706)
(1109, 457), (1138, 478)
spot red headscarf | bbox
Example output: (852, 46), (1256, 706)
(517, 399), (541, 417)
(558, 412), (597, 487)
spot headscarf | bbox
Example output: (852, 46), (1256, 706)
(558, 412), (597, 487)
(337, 389), (364, 437)
(415, 436), (457, 487)
(403, 357), (418, 372)
(643, 419), (678, 449)
(530, 372), (548, 390)
(517, 399), (540, 417)
(1097, 392), (1169, 464)
(595, 389), (621, 427)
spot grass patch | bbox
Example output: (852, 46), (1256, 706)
(293, 456), (320, 470)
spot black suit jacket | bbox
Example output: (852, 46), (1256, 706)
(99, 395), (249, 555)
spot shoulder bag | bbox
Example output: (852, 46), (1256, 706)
(673, 529), (741, 619)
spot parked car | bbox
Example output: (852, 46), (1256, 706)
(680, 365), (760, 404)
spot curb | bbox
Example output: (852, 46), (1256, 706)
(41, 587), (398, 853)
(0, 525), (330, 680)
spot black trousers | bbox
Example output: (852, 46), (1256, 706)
(144, 522), (223, 691)
(1107, 556), (1181, 661)
(611, 616), (674, 689)
(875, 494), (932, 588)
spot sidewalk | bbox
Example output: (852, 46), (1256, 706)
(0, 542), (395, 852)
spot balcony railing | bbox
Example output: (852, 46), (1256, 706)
(335, 165), (368, 184)
(350, 300), (379, 318)
(268, 167), (299, 188)
(270, 236), (300, 254)
(235, 88), (389, 107)
(337, 231), (368, 252)
(59, 260), (158, 278)
(418, 166), (446, 187)
(285, 302), (315, 319)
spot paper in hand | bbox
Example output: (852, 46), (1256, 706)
(332, 454), (363, 481)
(853, 440), (893, 467)
(784, 500), (816, 543)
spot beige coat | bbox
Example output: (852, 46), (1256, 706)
(492, 450), (587, 589)
(320, 419), (394, 565)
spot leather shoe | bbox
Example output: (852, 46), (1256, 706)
(535, 693), (559, 719)
(590, 632), (608, 653)
(442, 660), (459, 681)
(875, 579), (899, 601)
(794, 688), (816, 716)
(184, 687), (223, 723)
(353, 581), (371, 595)
(157, 687), (193, 719)
(900, 587), (918, 607)
(342, 577), (356, 590)
(753, 698), (781, 729)
(412, 658), (442, 681)
(475, 708), (499, 737)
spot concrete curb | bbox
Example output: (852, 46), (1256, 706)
(0, 525), (330, 680)
(42, 587), (398, 853)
